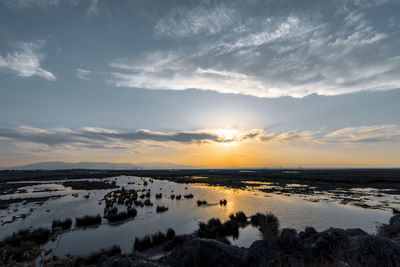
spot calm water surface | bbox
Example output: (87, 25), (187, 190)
(0, 176), (395, 257)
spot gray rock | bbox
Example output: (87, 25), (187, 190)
(344, 228), (368, 237)
(97, 255), (161, 267)
(245, 240), (273, 266)
(162, 238), (246, 267)
(97, 255), (133, 267)
(344, 235), (400, 267)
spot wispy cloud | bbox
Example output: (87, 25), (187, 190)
(87, 0), (98, 16)
(155, 4), (235, 37)
(3, 0), (78, 8)
(4, 0), (99, 16)
(0, 41), (56, 81)
(110, 60), (280, 97)
(323, 125), (400, 143)
(108, 1), (400, 98)
(76, 68), (92, 81)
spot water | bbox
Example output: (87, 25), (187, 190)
(0, 176), (395, 257)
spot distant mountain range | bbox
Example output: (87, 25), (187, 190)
(2, 161), (195, 170)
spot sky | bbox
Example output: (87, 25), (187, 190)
(0, 0), (399, 168)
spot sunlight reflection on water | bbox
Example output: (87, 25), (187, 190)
(0, 176), (395, 257)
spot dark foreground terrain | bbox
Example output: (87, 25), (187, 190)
(1, 169), (400, 266)
(1, 211), (400, 266)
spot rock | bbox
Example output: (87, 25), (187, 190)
(162, 238), (246, 267)
(378, 215), (400, 239)
(97, 255), (133, 267)
(97, 255), (160, 267)
(308, 228), (350, 263)
(344, 235), (400, 267)
(344, 228), (368, 237)
(278, 228), (301, 254)
(245, 240), (273, 266)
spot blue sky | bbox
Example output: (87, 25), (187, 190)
(0, 0), (399, 167)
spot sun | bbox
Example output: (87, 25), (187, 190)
(214, 129), (238, 143)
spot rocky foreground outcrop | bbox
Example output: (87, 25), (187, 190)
(94, 215), (400, 267)
(2, 215), (400, 266)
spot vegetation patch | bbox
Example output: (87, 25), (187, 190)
(134, 228), (176, 251)
(0, 228), (51, 263)
(197, 200), (207, 206)
(156, 206), (168, 213)
(63, 180), (117, 190)
(75, 214), (102, 227)
(52, 218), (72, 230)
(144, 199), (153, 206)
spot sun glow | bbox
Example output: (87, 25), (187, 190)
(214, 129), (239, 146)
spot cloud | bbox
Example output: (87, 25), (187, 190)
(4, 0), (99, 16)
(0, 41), (56, 81)
(0, 125), (309, 151)
(211, 16), (305, 54)
(0, 125), (398, 153)
(76, 68), (92, 81)
(0, 126), (222, 149)
(109, 1), (400, 98)
(87, 0), (98, 16)
(109, 50), (286, 97)
(274, 131), (315, 143)
(155, 4), (235, 37)
(323, 125), (400, 143)
(2, 0), (78, 8)
(110, 63), (280, 97)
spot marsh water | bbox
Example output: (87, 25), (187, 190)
(0, 176), (398, 257)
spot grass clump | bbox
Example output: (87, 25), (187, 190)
(155, 193), (162, 199)
(75, 214), (102, 227)
(4, 228), (51, 246)
(260, 213), (280, 241)
(105, 207), (137, 222)
(250, 213), (266, 226)
(197, 200), (207, 206)
(197, 218), (239, 240)
(156, 206), (169, 213)
(127, 207), (137, 218)
(144, 199), (153, 206)
(134, 228), (176, 251)
(52, 218), (72, 230)
(0, 227), (52, 262)
(229, 211), (247, 223)
(134, 200), (144, 207)
(105, 212), (128, 222)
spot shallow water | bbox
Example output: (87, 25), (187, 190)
(0, 175), (396, 257)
